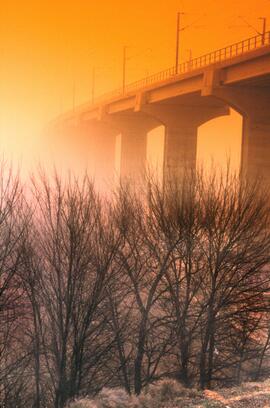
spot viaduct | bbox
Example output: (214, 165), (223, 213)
(53, 31), (270, 185)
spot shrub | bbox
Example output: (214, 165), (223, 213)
(66, 398), (98, 408)
(66, 381), (203, 408)
(145, 379), (185, 401)
(138, 379), (202, 408)
(202, 402), (225, 408)
(97, 387), (139, 408)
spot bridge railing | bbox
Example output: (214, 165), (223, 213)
(94, 31), (270, 104)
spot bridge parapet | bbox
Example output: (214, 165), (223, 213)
(94, 31), (270, 105)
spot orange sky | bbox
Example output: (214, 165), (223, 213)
(0, 0), (269, 175)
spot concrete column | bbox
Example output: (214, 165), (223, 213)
(101, 112), (159, 182)
(242, 117), (270, 182)
(143, 100), (229, 184)
(80, 120), (118, 186)
(164, 124), (197, 182)
(52, 120), (93, 174)
(120, 128), (147, 180)
(202, 85), (270, 184)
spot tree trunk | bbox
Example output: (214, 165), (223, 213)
(134, 318), (147, 395)
(33, 309), (41, 408)
(256, 330), (270, 380)
(206, 332), (215, 389)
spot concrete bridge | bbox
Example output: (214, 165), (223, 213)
(53, 31), (270, 185)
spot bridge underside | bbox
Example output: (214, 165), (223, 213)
(55, 43), (270, 188)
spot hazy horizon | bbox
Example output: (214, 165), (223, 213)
(0, 0), (268, 175)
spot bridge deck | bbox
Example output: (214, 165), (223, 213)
(96, 30), (270, 103)
(54, 31), (270, 125)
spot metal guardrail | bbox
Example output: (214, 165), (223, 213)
(94, 31), (270, 105)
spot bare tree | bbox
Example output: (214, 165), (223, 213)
(1, 164), (270, 404)
(25, 172), (121, 408)
(112, 181), (184, 394)
(0, 163), (32, 407)
(195, 173), (270, 388)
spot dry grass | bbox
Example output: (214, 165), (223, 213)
(197, 380), (270, 408)
(66, 380), (270, 408)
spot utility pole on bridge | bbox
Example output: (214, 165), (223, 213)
(175, 12), (185, 74)
(123, 46), (127, 93)
(175, 12), (203, 74)
(237, 16), (267, 45)
(259, 17), (267, 45)
(92, 67), (96, 104)
(122, 46), (152, 94)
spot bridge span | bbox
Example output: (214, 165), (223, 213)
(53, 31), (270, 185)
